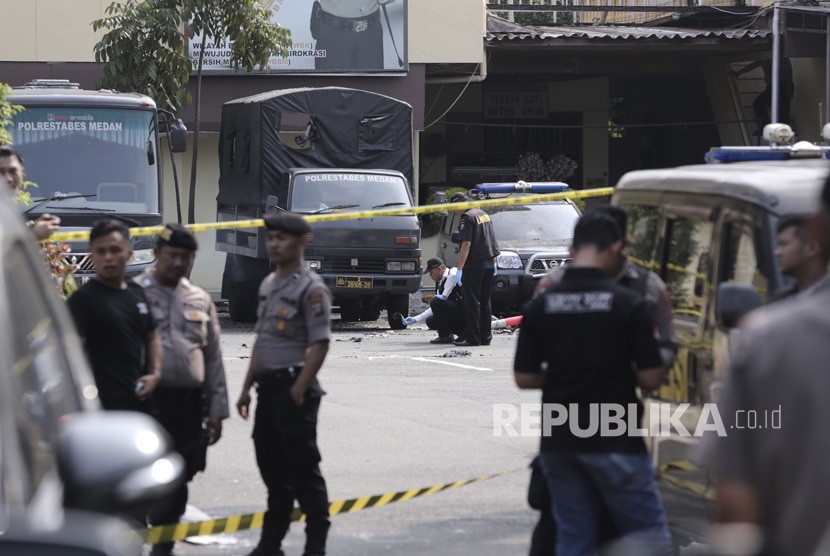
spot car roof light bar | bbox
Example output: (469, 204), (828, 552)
(706, 145), (830, 164)
(474, 182), (569, 194)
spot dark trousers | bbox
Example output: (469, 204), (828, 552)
(460, 267), (493, 344)
(429, 297), (465, 338)
(148, 387), (207, 553)
(253, 378), (330, 555)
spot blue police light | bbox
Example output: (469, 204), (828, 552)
(474, 182), (569, 194)
(706, 145), (830, 164)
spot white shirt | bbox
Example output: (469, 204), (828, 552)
(413, 267), (458, 323)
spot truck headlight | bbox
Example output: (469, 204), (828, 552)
(386, 261), (417, 272)
(306, 259), (322, 270)
(128, 249), (155, 266)
(496, 251), (522, 269)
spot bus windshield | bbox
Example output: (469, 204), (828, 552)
(10, 107), (159, 214)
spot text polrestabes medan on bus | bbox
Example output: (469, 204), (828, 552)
(17, 121), (123, 132)
(300, 174), (401, 183)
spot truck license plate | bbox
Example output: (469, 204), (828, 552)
(336, 276), (373, 289)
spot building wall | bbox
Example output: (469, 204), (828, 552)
(423, 76), (609, 190)
(0, 0), (485, 65)
(160, 133), (224, 295)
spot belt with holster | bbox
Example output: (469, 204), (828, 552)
(319, 9), (377, 33)
(255, 366), (302, 386)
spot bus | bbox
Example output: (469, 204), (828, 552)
(7, 79), (187, 283)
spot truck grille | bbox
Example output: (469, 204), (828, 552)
(323, 258), (386, 273)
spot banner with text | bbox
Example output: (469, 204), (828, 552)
(188, 0), (408, 74)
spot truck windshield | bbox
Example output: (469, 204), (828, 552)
(290, 173), (411, 213)
(10, 107), (159, 214)
(486, 202), (579, 243)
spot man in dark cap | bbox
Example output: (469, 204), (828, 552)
(395, 256), (465, 344)
(701, 170), (830, 556)
(137, 223), (229, 556)
(450, 192), (500, 346)
(237, 212), (333, 556)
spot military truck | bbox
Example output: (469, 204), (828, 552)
(216, 87), (420, 328)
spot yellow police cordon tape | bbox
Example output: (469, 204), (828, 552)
(46, 187), (615, 243)
(144, 470), (517, 545)
(657, 460), (714, 500)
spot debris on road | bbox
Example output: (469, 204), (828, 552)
(441, 349), (471, 358)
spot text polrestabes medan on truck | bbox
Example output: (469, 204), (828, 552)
(300, 174), (399, 183)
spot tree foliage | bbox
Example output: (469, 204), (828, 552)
(93, 0), (291, 221)
(0, 82), (23, 146)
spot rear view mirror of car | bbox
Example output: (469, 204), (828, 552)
(57, 411), (184, 516)
(716, 282), (762, 329)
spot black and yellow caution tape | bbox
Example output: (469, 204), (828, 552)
(145, 470), (516, 544)
(46, 187), (615, 243)
(657, 460), (714, 500)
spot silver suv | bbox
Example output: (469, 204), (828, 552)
(0, 188), (183, 554)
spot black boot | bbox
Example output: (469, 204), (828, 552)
(149, 542), (175, 556)
(247, 511), (288, 556)
(303, 518), (330, 556)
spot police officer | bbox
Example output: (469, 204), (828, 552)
(536, 205), (677, 367)
(450, 192), (500, 347)
(136, 224), (229, 556)
(527, 205), (676, 554)
(312, 0), (396, 70)
(237, 212), (332, 556)
(514, 212), (671, 555)
(396, 256), (465, 344)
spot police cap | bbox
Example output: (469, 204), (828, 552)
(263, 212), (312, 236)
(157, 223), (198, 251)
(423, 256), (444, 275)
(450, 192), (470, 204)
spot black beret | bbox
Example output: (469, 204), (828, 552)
(263, 212), (312, 235)
(156, 223), (197, 251)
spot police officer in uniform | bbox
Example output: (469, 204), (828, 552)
(537, 205), (677, 366)
(528, 205), (676, 554)
(237, 213), (332, 556)
(450, 192), (500, 347)
(137, 224), (229, 556)
(311, 0), (396, 70)
(514, 213), (671, 555)
(396, 256), (465, 344)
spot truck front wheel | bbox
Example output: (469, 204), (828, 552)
(387, 294), (409, 330)
(228, 283), (258, 322)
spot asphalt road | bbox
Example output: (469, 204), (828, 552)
(154, 311), (711, 555)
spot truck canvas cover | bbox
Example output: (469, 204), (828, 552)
(218, 87), (413, 206)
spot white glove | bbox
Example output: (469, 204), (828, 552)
(403, 317), (417, 326)
(434, 294), (445, 300)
